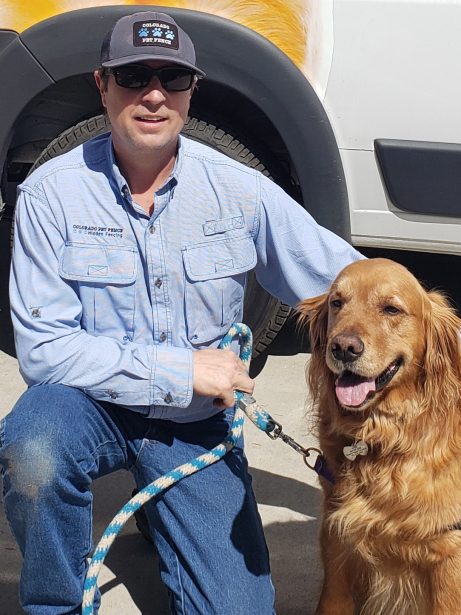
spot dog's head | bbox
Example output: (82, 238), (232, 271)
(299, 258), (461, 414)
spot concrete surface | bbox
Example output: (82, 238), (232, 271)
(0, 351), (323, 614)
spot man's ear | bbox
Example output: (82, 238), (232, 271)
(190, 76), (200, 97)
(94, 70), (107, 108)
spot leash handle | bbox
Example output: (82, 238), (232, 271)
(218, 322), (252, 368)
(219, 324), (277, 434)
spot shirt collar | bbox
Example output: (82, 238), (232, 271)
(106, 133), (184, 198)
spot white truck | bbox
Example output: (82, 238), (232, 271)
(1, 0), (459, 355)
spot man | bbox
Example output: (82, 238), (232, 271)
(0, 11), (363, 615)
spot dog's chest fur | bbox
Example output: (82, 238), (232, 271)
(323, 431), (461, 569)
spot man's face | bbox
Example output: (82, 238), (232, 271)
(94, 60), (193, 159)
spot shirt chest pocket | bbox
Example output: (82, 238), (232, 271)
(182, 235), (257, 346)
(59, 243), (137, 338)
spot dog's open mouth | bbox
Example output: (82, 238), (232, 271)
(335, 358), (403, 408)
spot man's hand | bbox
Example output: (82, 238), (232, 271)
(192, 349), (255, 409)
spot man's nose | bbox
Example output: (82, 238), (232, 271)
(140, 78), (167, 102)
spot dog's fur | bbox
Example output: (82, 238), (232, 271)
(298, 258), (461, 615)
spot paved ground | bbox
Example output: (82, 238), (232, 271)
(0, 350), (323, 614)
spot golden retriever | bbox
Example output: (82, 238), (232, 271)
(298, 258), (461, 615)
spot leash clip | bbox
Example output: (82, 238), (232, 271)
(266, 419), (309, 457)
(236, 392), (335, 484)
(304, 447), (336, 485)
(303, 447), (324, 470)
(266, 422), (336, 485)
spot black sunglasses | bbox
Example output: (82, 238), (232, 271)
(108, 64), (197, 91)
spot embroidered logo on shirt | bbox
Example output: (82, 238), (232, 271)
(133, 21), (179, 49)
(72, 225), (124, 239)
(203, 216), (244, 236)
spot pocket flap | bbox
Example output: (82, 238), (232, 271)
(182, 235), (257, 281)
(59, 243), (137, 284)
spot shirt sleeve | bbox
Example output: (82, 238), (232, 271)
(254, 175), (365, 306)
(10, 185), (193, 409)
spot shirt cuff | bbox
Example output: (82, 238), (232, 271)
(151, 345), (193, 408)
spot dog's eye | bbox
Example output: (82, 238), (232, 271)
(383, 305), (401, 315)
(331, 299), (342, 309)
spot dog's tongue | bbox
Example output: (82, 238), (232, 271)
(335, 372), (376, 407)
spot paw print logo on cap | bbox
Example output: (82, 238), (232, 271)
(131, 19), (183, 53)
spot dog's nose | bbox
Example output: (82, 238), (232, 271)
(331, 334), (364, 363)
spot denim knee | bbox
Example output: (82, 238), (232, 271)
(0, 386), (103, 614)
(0, 385), (92, 497)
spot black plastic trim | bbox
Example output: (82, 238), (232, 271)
(0, 29), (18, 53)
(2, 6), (349, 238)
(0, 34), (54, 168)
(375, 139), (461, 218)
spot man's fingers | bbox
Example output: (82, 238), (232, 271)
(192, 348), (255, 402)
(213, 378), (254, 410)
(232, 379), (254, 395)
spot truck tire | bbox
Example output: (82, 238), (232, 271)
(29, 114), (291, 357)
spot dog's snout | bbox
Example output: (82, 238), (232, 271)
(331, 334), (364, 363)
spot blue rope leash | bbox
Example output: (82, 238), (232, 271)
(82, 323), (331, 613)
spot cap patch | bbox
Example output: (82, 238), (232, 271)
(133, 20), (179, 50)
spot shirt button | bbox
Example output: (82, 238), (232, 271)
(155, 277), (163, 288)
(109, 391), (119, 400)
(149, 225), (156, 234)
(159, 332), (167, 342)
(164, 392), (173, 404)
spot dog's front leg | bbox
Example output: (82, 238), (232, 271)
(315, 520), (356, 615)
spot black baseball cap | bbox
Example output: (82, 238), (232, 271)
(100, 11), (206, 76)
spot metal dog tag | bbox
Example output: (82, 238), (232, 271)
(343, 440), (368, 461)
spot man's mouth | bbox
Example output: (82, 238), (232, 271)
(334, 358), (403, 408)
(136, 116), (166, 123)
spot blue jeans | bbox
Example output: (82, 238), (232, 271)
(0, 384), (275, 614)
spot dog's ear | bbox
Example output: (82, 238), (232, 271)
(297, 293), (329, 352)
(422, 290), (461, 406)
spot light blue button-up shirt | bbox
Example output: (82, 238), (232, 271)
(10, 133), (363, 422)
